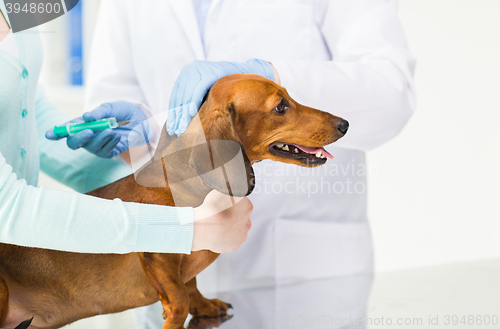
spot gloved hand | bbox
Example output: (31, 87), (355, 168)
(167, 59), (274, 136)
(45, 101), (152, 158)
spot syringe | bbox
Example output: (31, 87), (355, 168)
(52, 117), (135, 138)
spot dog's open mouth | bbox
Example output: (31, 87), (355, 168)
(269, 142), (333, 165)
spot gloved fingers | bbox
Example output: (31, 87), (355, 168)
(46, 129), (71, 140)
(84, 101), (145, 123)
(83, 103), (114, 122)
(67, 116), (85, 124)
(245, 58), (275, 80)
(130, 104), (149, 121)
(167, 79), (183, 135)
(175, 104), (192, 136)
(107, 147), (122, 159)
(169, 80), (180, 111)
(190, 80), (212, 115)
(107, 101), (144, 121)
(45, 129), (58, 140)
(176, 77), (217, 135)
(174, 80), (208, 135)
(172, 104), (186, 136)
(168, 66), (207, 135)
(95, 135), (121, 158)
(167, 107), (177, 136)
(66, 129), (95, 150)
(189, 102), (198, 117)
(170, 78), (191, 135)
(46, 116), (84, 140)
(210, 62), (231, 77)
(82, 129), (115, 153)
(173, 70), (190, 110)
(109, 137), (130, 158)
(168, 105), (183, 136)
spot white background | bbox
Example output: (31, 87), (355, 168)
(39, 0), (500, 274)
(368, 0), (500, 272)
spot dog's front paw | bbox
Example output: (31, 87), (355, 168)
(189, 297), (232, 318)
(187, 314), (233, 329)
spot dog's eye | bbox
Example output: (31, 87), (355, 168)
(274, 99), (288, 114)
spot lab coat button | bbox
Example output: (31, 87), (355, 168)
(20, 149), (26, 159)
(22, 70), (29, 79)
(22, 109), (28, 117)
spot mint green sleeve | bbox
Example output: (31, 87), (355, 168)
(0, 87), (195, 254)
(0, 152), (193, 253)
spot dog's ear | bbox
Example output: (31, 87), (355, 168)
(188, 103), (255, 197)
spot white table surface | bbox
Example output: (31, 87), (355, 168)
(65, 258), (500, 329)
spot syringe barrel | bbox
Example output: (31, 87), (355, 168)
(53, 118), (118, 138)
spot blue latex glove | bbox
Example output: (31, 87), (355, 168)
(167, 59), (274, 136)
(45, 101), (152, 158)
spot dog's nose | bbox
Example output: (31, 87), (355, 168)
(337, 120), (349, 135)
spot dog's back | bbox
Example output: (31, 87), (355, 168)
(0, 75), (347, 329)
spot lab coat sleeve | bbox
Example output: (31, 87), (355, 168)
(84, 0), (149, 113)
(271, 0), (416, 151)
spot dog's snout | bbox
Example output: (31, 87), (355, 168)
(336, 120), (349, 135)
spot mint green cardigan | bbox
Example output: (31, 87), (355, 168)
(0, 2), (193, 254)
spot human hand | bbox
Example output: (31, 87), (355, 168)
(192, 190), (253, 253)
(45, 101), (152, 158)
(167, 59), (274, 136)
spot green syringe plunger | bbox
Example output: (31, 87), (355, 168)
(53, 118), (119, 138)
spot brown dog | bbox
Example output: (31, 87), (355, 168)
(0, 74), (348, 329)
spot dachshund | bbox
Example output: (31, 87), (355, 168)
(0, 74), (348, 329)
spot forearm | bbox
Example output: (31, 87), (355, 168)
(0, 152), (193, 254)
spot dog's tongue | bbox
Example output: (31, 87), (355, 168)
(294, 145), (333, 159)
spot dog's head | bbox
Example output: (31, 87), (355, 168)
(186, 74), (348, 197)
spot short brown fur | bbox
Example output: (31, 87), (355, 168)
(0, 75), (346, 329)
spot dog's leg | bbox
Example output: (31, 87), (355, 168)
(140, 253), (189, 329)
(0, 276), (8, 327)
(186, 277), (232, 318)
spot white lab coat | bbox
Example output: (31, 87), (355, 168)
(86, 0), (415, 297)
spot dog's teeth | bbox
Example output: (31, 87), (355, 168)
(276, 144), (284, 148)
(315, 152), (322, 157)
(293, 148), (299, 153)
(320, 154), (326, 158)
(282, 145), (289, 151)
